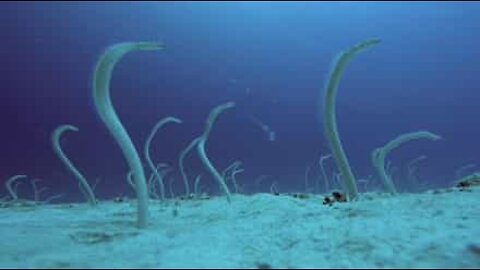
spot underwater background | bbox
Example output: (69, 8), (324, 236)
(1, 1), (479, 202)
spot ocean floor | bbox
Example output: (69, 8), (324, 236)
(0, 186), (479, 269)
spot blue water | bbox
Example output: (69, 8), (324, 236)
(1, 2), (479, 202)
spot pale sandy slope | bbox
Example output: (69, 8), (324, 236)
(0, 187), (479, 268)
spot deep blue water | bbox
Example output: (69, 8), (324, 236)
(1, 2), (479, 202)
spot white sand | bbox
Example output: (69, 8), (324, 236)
(0, 187), (479, 269)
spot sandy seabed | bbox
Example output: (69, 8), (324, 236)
(0, 186), (479, 269)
